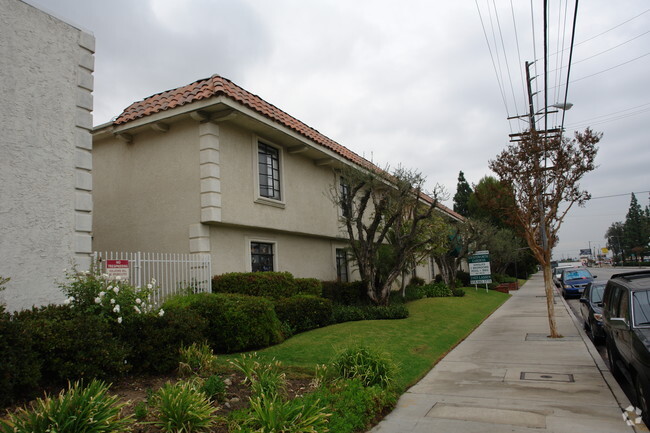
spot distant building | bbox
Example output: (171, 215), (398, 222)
(0, 0), (95, 311)
(93, 75), (462, 282)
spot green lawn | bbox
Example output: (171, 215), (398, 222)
(224, 287), (510, 391)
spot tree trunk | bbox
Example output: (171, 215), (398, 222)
(542, 263), (562, 338)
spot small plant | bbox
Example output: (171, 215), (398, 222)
(245, 394), (330, 433)
(201, 374), (226, 402)
(231, 353), (286, 399)
(178, 342), (219, 377)
(134, 401), (148, 421)
(452, 288), (466, 297)
(331, 346), (395, 389)
(151, 380), (216, 433)
(0, 379), (131, 433)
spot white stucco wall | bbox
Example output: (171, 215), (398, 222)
(0, 0), (94, 311)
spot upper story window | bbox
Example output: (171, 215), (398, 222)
(251, 242), (274, 272)
(340, 178), (351, 218)
(258, 143), (281, 201)
(336, 248), (349, 282)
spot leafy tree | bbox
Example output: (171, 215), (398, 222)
(605, 222), (626, 262)
(489, 128), (601, 338)
(453, 171), (473, 217)
(333, 165), (448, 305)
(624, 193), (649, 261)
(467, 176), (514, 228)
(432, 218), (487, 288)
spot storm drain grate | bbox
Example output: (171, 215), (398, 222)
(520, 372), (574, 383)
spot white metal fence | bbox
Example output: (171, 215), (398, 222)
(92, 252), (212, 305)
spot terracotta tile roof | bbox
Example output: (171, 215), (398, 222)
(115, 74), (378, 171)
(114, 74), (463, 221)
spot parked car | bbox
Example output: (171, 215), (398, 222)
(552, 261), (583, 287)
(560, 267), (595, 298)
(602, 270), (650, 424)
(579, 281), (606, 344)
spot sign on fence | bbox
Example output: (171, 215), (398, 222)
(93, 252), (212, 305)
(469, 250), (492, 285)
(106, 260), (129, 280)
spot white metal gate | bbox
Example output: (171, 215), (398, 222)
(93, 252), (212, 305)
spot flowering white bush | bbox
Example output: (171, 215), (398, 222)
(60, 263), (164, 323)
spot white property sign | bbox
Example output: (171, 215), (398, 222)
(469, 251), (492, 285)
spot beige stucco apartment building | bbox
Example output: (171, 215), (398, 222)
(0, 0), (94, 311)
(93, 75), (461, 282)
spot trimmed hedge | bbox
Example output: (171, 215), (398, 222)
(116, 307), (209, 375)
(13, 305), (129, 386)
(321, 281), (367, 305)
(331, 304), (409, 324)
(295, 278), (323, 297)
(422, 282), (453, 297)
(212, 272), (298, 299)
(0, 311), (40, 407)
(164, 293), (283, 353)
(274, 295), (333, 333)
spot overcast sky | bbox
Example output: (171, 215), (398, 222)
(27, 0), (649, 260)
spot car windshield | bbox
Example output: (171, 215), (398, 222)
(590, 284), (605, 303)
(633, 291), (650, 327)
(564, 270), (591, 280)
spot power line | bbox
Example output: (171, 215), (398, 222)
(590, 191), (650, 200)
(551, 52), (650, 89)
(559, 0), (579, 134)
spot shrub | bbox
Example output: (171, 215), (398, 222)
(59, 264), (163, 324)
(274, 295), (333, 333)
(409, 276), (426, 287)
(167, 293), (283, 353)
(117, 307), (208, 375)
(302, 378), (396, 433)
(294, 278), (323, 297)
(178, 342), (219, 377)
(390, 285), (425, 303)
(331, 304), (408, 323)
(0, 379), (131, 433)
(151, 381), (216, 433)
(0, 311), (41, 407)
(14, 305), (129, 386)
(456, 270), (471, 286)
(330, 346), (395, 389)
(211, 272), (297, 299)
(201, 374), (226, 402)
(422, 282), (453, 297)
(321, 281), (367, 305)
(452, 288), (466, 297)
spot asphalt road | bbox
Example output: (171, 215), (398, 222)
(562, 266), (645, 423)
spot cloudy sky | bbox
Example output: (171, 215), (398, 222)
(27, 0), (649, 260)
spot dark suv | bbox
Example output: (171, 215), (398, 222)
(602, 271), (650, 423)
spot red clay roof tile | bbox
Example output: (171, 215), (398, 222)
(113, 74), (463, 221)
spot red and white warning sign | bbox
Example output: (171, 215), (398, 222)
(106, 260), (129, 281)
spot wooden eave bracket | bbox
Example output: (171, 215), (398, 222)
(151, 122), (170, 133)
(315, 158), (334, 167)
(115, 132), (133, 144)
(288, 145), (310, 154)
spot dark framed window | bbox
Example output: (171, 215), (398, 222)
(251, 242), (274, 272)
(258, 143), (281, 200)
(336, 248), (348, 282)
(340, 178), (351, 218)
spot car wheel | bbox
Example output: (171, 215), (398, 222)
(635, 377), (649, 426)
(607, 342), (620, 376)
(590, 321), (603, 345)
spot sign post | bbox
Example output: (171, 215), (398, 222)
(469, 250), (492, 292)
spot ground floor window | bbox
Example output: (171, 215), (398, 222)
(336, 248), (348, 282)
(251, 242), (274, 272)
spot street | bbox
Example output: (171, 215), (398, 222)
(562, 266), (646, 423)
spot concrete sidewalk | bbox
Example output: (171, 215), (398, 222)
(370, 272), (647, 433)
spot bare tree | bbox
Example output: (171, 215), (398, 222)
(333, 165), (447, 305)
(489, 128), (601, 337)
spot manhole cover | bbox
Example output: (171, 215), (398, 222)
(520, 372), (574, 383)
